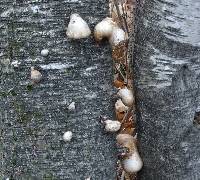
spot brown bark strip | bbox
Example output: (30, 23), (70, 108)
(109, 0), (138, 179)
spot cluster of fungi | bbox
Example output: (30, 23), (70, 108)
(29, 0), (142, 179)
(95, 0), (143, 178)
(109, 1), (143, 179)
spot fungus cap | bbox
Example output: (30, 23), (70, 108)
(41, 49), (49, 57)
(31, 67), (42, 83)
(105, 120), (121, 132)
(122, 152), (143, 173)
(109, 27), (126, 46)
(117, 88), (134, 107)
(94, 17), (116, 41)
(115, 99), (129, 112)
(68, 102), (75, 111)
(66, 13), (91, 39)
(63, 131), (73, 142)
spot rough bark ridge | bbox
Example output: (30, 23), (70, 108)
(0, 1), (117, 179)
(134, 0), (200, 179)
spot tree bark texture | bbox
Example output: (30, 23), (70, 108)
(0, 1), (117, 179)
(134, 0), (200, 179)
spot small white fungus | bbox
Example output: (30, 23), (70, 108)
(104, 120), (121, 132)
(31, 67), (42, 83)
(63, 131), (73, 142)
(115, 99), (129, 112)
(94, 17), (116, 41)
(116, 134), (143, 173)
(66, 13), (91, 39)
(41, 49), (49, 57)
(109, 27), (126, 46)
(117, 88), (134, 107)
(122, 152), (143, 173)
(68, 102), (76, 111)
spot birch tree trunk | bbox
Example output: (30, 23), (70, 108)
(134, 0), (200, 179)
(0, 1), (117, 179)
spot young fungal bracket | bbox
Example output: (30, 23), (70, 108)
(108, 0), (142, 179)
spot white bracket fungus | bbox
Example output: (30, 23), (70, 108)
(94, 17), (117, 41)
(63, 131), (73, 142)
(66, 13), (91, 39)
(115, 99), (129, 112)
(116, 134), (143, 173)
(109, 26), (126, 47)
(94, 17), (126, 47)
(117, 88), (134, 107)
(68, 102), (76, 111)
(41, 49), (49, 57)
(30, 67), (42, 83)
(104, 120), (121, 132)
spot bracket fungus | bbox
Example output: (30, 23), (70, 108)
(68, 102), (76, 111)
(94, 17), (126, 47)
(30, 67), (42, 83)
(115, 99), (129, 113)
(109, 26), (126, 47)
(94, 17), (117, 41)
(66, 13), (91, 39)
(117, 88), (134, 107)
(104, 120), (121, 132)
(41, 49), (49, 57)
(116, 134), (143, 173)
(63, 131), (73, 142)
(100, 116), (121, 132)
